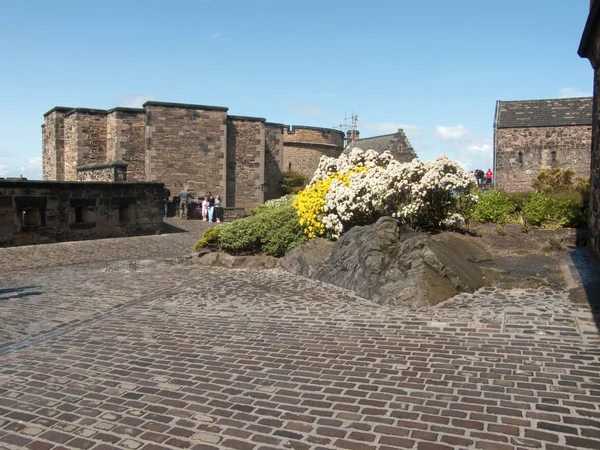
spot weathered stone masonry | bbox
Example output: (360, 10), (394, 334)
(578, 0), (600, 257)
(494, 98), (592, 192)
(0, 180), (163, 247)
(43, 101), (347, 207)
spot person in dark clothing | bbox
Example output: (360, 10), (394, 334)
(206, 191), (215, 222)
(214, 194), (223, 223)
(177, 187), (190, 219)
(163, 187), (171, 218)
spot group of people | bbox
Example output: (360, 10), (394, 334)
(163, 187), (224, 222)
(469, 169), (493, 185)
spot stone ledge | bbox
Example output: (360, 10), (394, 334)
(107, 107), (145, 115)
(64, 108), (109, 117)
(77, 160), (128, 170)
(265, 122), (287, 128)
(43, 106), (74, 117)
(228, 115), (267, 122)
(143, 101), (228, 112)
(286, 125), (345, 136)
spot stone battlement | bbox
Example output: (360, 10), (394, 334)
(42, 101), (345, 207)
(0, 180), (163, 246)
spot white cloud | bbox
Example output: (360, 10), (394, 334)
(434, 125), (469, 141)
(210, 31), (229, 41)
(556, 87), (591, 98)
(291, 104), (327, 117)
(362, 122), (423, 138)
(467, 143), (492, 153)
(18, 157), (43, 179)
(117, 94), (154, 108)
(0, 155), (42, 180)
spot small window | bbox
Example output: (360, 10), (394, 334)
(288, 162), (292, 171)
(21, 207), (44, 228)
(518, 152), (523, 168)
(74, 206), (95, 223)
(119, 205), (135, 223)
(551, 151), (557, 167)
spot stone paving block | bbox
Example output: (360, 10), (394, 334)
(2, 227), (600, 449)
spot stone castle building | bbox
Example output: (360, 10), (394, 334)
(42, 101), (346, 207)
(493, 97), (592, 192)
(579, 0), (600, 258)
(345, 128), (417, 162)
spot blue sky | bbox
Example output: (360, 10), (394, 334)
(0, 0), (594, 179)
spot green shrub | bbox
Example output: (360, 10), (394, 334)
(193, 203), (307, 257)
(193, 225), (225, 251)
(281, 170), (308, 195)
(472, 189), (517, 223)
(532, 168), (575, 193)
(521, 192), (584, 228)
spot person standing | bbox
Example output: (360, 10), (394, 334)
(201, 196), (209, 221)
(214, 194), (223, 223)
(163, 186), (171, 218)
(178, 187), (189, 219)
(207, 191), (215, 222)
(486, 168), (493, 185)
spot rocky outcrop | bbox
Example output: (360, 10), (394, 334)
(197, 251), (279, 270)
(281, 217), (486, 307)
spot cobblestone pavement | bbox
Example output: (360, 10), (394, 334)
(0, 219), (212, 272)
(1, 230), (600, 449)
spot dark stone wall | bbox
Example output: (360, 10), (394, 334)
(0, 180), (163, 247)
(591, 68), (600, 255)
(226, 118), (265, 207)
(264, 123), (285, 201)
(145, 104), (228, 200)
(495, 125), (592, 192)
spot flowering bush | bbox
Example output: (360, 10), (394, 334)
(293, 148), (477, 239)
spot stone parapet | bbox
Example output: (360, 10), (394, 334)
(0, 180), (163, 247)
(77, 160), (128, 182)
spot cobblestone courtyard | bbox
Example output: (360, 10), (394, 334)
(1, 220), (600, 450)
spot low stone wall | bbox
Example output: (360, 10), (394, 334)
(77, 161), (128, 182)
(0, 180), (163, 247)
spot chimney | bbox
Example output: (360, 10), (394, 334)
(346, 129), (360, 147)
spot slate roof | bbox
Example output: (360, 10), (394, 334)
(496, 97), (592, 128)
(345, 129), (417, 162)
(354, 134), (402, 154)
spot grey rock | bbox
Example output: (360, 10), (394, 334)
(279, 238), (335, 278)
(282, 217), (486, 307)
(197, 252), (279, 270)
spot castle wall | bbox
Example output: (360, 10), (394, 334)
(0, 180), (163, 247)
(107, 108), (146, 181)
(592, 68), (600, 255)
(63, 113), (78, 181)
(226, 117), (266, 208)
(283, 126), (345, 179)
(106, 112), (117, 162)
(264, 123), (285, 201)
(386, 130), (417, 163)
(63, 110), (108, 181)
(42, 109), (68, 181)
(495, 125), (592, 192)
(144, 102), (228, 200)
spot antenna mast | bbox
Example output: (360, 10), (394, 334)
(334, 112), (359, 149)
